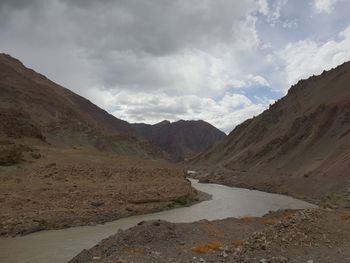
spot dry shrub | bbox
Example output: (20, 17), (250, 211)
(233, 240), (244, 247)
(282, 211), (294, 219)
(339, 212), (350, 221)
(191, 241), (223, 254)
(259, 218), (279, 225)
(0, 145), (23, 166)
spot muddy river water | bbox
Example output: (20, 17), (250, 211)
(0, 179), (316, 263)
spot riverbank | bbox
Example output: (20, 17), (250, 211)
(189, 167), (350, 208)
(70, 208), (350, 263)
(0, 178), (315, 263)
(0, 147), (204, 237)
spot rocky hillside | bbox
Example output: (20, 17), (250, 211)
(132, 120), (226, 161)
(0, 53), (160, 158)
(192, 61), (350, 205)
(0, 54), (200, 236)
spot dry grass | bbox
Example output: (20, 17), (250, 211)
(259, 218), (279, 225)
(339, 212), (350, 221)
(233, 240), (244, 248)
(239, 215), (255, 222)
(124, 247), (145, 253)
(282, 211), (294, 219)
(191, 241), (223, 254)
(205, 222), (225, 237)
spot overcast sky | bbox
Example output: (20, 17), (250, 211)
(1, 0), (349, 133)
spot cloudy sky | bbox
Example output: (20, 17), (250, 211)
(1, 0), (349, 133)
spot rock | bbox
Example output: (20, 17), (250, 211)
(45, 162), (56, 168)
(30, 152), (41, 159)
(221, 251), (228, 258)
(307, 260), (314, 263)
(137, 221), (146, 226)
(152, 221), (161, 226)
(90, 201), (104, 207)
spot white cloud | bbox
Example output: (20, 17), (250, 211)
(247, 74), (270, 86)
(86, 89), (269, 133)
(2, 0), (349, 134)
(277, 25), (350, 88)
(313, 0), (338, 13)
(257, 0), (269, 16)
(258, 0), (289, 27)
(0, 0), (265, 99)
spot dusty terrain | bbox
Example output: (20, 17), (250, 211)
(0, 145), (201, 237)
(191, 62), (350, 207)
(0, 54), (203, 237)
(69, 62), (350, 263)
(69, 208), (350, 263)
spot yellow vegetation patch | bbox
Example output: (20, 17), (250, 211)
(191, 241), (223, 254)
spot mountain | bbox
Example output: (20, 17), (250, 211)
(0, 53), (160, 157)
(192, 61), (350, 205)
(132, 120), (226, 161)
(0, 54), (199, 236)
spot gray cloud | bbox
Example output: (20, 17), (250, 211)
(1, 0), (349, 132)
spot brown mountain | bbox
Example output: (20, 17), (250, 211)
(132, 120), (226, 162)
(0, 53), (160, 157)
(0, 54), (199, 236)
(192, 61), (350, 205)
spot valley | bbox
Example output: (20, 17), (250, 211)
(0, 54), (202, 238)
(1, 42), (350, 263)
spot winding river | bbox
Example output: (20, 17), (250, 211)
(0, 179), (316, 263)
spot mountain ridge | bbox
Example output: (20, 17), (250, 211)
(0, 53), (162, 157)
(132, 119), (226, 161)
(192, 61), (350, 205)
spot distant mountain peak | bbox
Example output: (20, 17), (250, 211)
(155, 120), (171, 125)
(132, 119), (226, 162)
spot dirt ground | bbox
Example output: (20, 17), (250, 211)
(0, 145), (202, 237)
(69, 208), (350, 263)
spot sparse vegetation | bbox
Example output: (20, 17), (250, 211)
(191, 241), (223, 254)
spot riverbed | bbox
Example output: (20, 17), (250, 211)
(0, 179), (316, 263)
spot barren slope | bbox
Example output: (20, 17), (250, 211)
(0, 54), (199, 236)
(0, 53), (160, 157)
(133, 120), (226, 161)
(192, 61), (350, 205)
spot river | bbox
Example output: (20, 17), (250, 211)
(0, 179), (316, 263)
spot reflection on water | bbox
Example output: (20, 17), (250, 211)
(0, 179), (316, 263)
